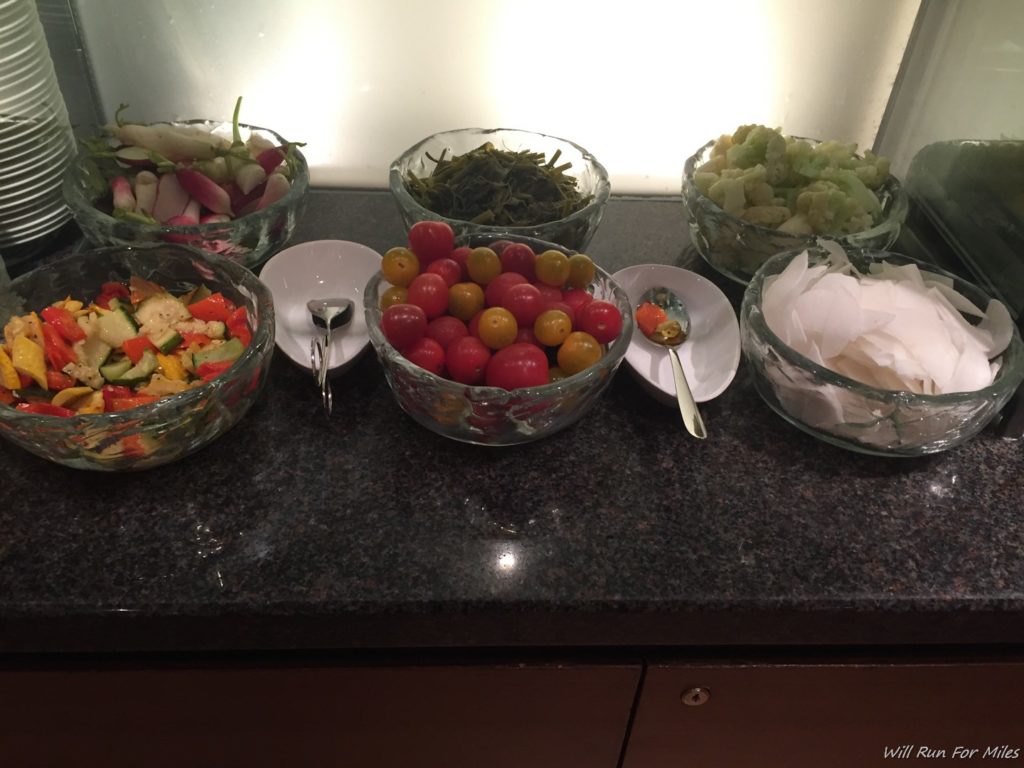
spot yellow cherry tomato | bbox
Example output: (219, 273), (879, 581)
(381, 246), (420, 287)
(448, 282), (486, 322)
(534, 309), (572, 347)
(557, 331), (603, 375)
(477, 307), (518, 350)
(379, 285), (409, 310)
(467, 247), (501, 285)
(534, 249), (571, 287)
(566, 253), (596, 289)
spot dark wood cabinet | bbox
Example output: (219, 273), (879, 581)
(0, 663), (640, 768)
(623, 662), (1024, 768)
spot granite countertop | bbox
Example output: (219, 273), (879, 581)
(1, 190), (1023, 654)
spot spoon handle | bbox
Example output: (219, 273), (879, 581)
(669, 347), (707, 439)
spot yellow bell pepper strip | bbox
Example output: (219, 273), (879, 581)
(0, 346), (20, 390)
(157, 352), (188, 381)
(11, 335), (47, 389)
(51, 386), (96, 409)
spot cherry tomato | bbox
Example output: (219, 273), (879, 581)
(484, 271), (528, 307)
(381, 303), (427, 349)
(576, 300), (623, 344)
(448, 282), (485, 322)
(426, 315), (469, 350)
(426, 257), (462, 288)
(476, 307), (518, 350)
(499, 243), (537, 281)
(566, 253), (596, 289)
(406, 273), (450, 319)
(487, 239), (514, 255)
(380, 285), (409, 310)
(557, 331), (603, 375)
(403, 336), (446, 376)
(449, 246), (472, 280)
(514, 326), (540, 346)
(501, 282), (544, 326)
(543, 300), (576, 326)
(534, 309), (573, 347)
(446, 336), (492, 385)
(534, 249), (570, 287)
(407, 220), (454, 265)
(562, 288), (593, 317)
(468, 309), (484, 337)
(548, 366), (568, 382)
(467, 247), (501, 285)
(381, 246), (420, 287)
(533, 282), (563, 305)
(485, 343), (550, 389)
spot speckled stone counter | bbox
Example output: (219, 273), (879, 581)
(2, 190), (1023, 654)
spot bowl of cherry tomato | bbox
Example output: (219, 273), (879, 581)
(0, 243), (274, 470)
(363, 222), (632, 445)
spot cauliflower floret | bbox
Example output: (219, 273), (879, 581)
(172, 318), (226, 339)
(708, 177), (747, 217)
(741, 206), (792, 229)
(62, 362), (104, 389)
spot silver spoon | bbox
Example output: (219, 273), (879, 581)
(637, 286), (707, 439)
(307, 297), (354, 415)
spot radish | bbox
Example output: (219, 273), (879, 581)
(105, 122), (227, 163)
(133, 171), (158, 215)
(114, 146), (155, 168)
(200, 214), (231, 224)
(256, 172), (290, 210)
(176, 168), (233, 216)
(255, 146), (286, 175)
(153, 173), (189, 223)
(182, 197), (201, 222)
(111, 176), (135, 212)
(193, 156), (229, 184)
(234, 161), (266, 195)
(165, 213), (199, 227)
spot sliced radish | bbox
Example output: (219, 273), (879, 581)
(133, 171), (158, 216)
(111, 176), (135, 212)
(153, 172), (190, 224)
(256, 172), (290, 210)
(114, 146), (155, 168)
(235, 162), (266, 195)
(200, 214), (232, 224)
(177, 168), (233, 216)
(182, 197), (201, 222)
(255, 146), (286, 175)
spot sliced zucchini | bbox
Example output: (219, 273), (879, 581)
(97, 307), (139, 348)
(135, 294), (191, 329)
(110, 349), (158, 386)
(192, 337), (244, 369)
(99, 358), (133, 383)
(150, 328), (184, 353)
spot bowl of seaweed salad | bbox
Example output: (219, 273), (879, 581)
(389, 127), (610, 251)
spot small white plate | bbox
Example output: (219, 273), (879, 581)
(260, 240), (382, 375)
(611, 264), (740, 405)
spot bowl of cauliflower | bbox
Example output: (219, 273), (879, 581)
(682, 124), (908, 285)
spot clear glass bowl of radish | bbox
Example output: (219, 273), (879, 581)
(62, 100), (309, 270)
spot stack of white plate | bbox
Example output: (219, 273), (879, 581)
(0, 0), (76, 250)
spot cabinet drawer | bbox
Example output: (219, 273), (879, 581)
(624, 662), (1024, 768)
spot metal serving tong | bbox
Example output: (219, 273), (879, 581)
(307, 298), (354, 415)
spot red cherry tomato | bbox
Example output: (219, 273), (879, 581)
(561, 288), (594, 316)
(484, 271), (528, 307)
(499, 243), (537, 281)
(514, 326), (540, 346)
(577, 300), (623, 344)
(403, 336), (446, 376)
(449, 246), (472, 280)
(487, 239), (514, 255)
(381, 303), (427, 349)
(406, 273), (450, 319)
(426, 315), (469, 350)
(468, 309), (484, 338)
(426, 258), (462, 288)
(533, 282), (563, 305)
(501, 282), (544, 326)
(485, 343), (550, 389)
(446, 336), (492, 385)
(407, 221), (454, 265)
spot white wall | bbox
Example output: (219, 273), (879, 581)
(73, 0), (920, 194)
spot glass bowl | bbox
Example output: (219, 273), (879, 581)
(389, 127), (610, 253)
(683, 137), (908, 286)
(0, 243), (275, 470)
(364, 234), (632, 445)
(63, 120), (309, 270)
(740, 246), (1024, 456)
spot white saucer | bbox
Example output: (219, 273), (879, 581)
(610, 264), (740, 405)
(260, 240), (382, 375)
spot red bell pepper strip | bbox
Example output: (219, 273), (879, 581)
(40, 307), (86, 342)
(18, 372), (34, 389)
(181, 332), (213, 349)
(195, 360), (233, 381)
(94, 281), (130, 310)
(42, 323), (78, 371)
(188, 292), (235, 322)
(46, 370), (76, 390)
(121, 335), (157, 365)
(226, 306), (251, 347)
(108, 395), (160, 412)
(16, 402), (76, 417)
(101, 385), (134, 411)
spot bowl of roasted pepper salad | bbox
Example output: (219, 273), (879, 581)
(0, 242), (274, 470)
